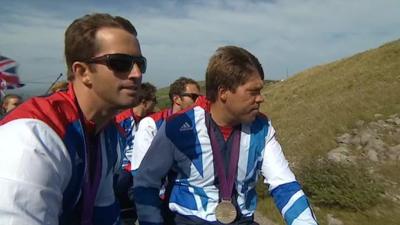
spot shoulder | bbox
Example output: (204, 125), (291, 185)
(149, 108), (170, 121)
(164, 106), (204, 141)
(138, 116), (157, 129)
(0, 92), (79, 138)
(248, 113), (270, 127)
(115, 109), (134, 123)
(0, 118), (72, 189)
(242, 113), (273, 137)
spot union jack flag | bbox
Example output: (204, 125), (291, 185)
(0, 55), (25, 90)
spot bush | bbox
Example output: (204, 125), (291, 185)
(297, 157), (384, 211)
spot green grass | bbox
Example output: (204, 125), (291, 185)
(261, 39), (400, 161)
(258, 39), (400, 224)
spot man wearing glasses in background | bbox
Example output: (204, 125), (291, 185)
(131, 77), (200, 224)
(0, 13), (146, 225)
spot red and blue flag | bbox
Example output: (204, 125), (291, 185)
(0, 55), (25, 90)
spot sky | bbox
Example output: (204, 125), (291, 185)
(1, 0), (400, 96)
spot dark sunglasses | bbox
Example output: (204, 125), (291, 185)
(86, 53), (147, 74)
(180, 93), (199, 101)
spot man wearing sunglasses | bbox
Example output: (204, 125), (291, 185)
(0, 13), (145, 225)
(130, 77), (200, 224)
(133, 46), (318, 225)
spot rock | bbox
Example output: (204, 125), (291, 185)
(350, 135), (361, 146)
(358, 128), (375, 146)
(387, 145), (400, 160)
(336, 133), (352, 145)
(355, 120), (365, 127)
(327, 213), (344, 225)
(389, 144), (400, 152)
(394, 118), (400, 125)
(374, 114), (383, 118)
(367, 149), (379, 161)
(364, 138), (387, 153)
(368, 121), (381, 130)
(377, 119), (392, 129)
(327, 146), (350, 163)
(386, 118), (396, 124)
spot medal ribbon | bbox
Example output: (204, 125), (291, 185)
(80, 134), (102, 225)
(76, 100), (103, 225)
(207, 114), (241, 201)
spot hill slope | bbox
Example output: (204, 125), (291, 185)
(259, 39), (400, 225)
(262, 39), (400, 161)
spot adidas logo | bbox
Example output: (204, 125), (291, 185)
(179, 122), (193, 131)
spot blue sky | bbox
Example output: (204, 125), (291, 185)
(1, 0), (400, 96)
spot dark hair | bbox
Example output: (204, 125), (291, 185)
(64, 13), (137, 80)
(168, 77), (200, 102)
(137, 82), (157, 103)
(205, 46), (264, 102)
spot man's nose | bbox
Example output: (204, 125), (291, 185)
(256, 94), (264, 103)
(129, 63), (143, 80)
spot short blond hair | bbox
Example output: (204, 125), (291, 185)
(50, 81), (69, 93)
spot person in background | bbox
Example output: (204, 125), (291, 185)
(131, 77), (201, 174)
(131, 76), (200, 224)
(49, 81), (69, 93)
(133, 46), (318, 225)
(1, 93), (22, 115)
(114, 81), (157, 224)
(0, 13), (145, 225)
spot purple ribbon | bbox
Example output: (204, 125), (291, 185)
(80, 134), (102, 225)
(79, 128), (103, 225)
(207, 115), (241, 201)
(74, 95), (103, 225)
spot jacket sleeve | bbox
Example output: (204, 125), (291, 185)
(131, 117), (158, 174)
(261, 123), (318, 225)
(132, 123), (176, 225)
(0, 119), (72, 225)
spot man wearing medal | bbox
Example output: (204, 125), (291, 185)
(133, 46), (318, 225)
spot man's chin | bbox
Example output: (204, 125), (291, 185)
(242, 115), (257, 124)
(117, 99), (139, 110)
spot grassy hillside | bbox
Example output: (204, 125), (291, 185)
(261, 39), (400, 161)
(259, 39), (400, 225)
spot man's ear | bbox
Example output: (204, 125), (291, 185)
(218, 86), (228, 102)
(72, 62), (92, 87)
(140, 99), (148, 107)
(173, 95), (181, 106)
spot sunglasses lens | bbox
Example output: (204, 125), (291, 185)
(181, 93), (199, 101)
(191, 94), (199, 101)
(88, 54), (147, 74)
(108, 55), (133, 73)
(133, 57), (147, 73)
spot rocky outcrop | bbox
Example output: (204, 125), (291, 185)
(327, 114), (400, 163)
